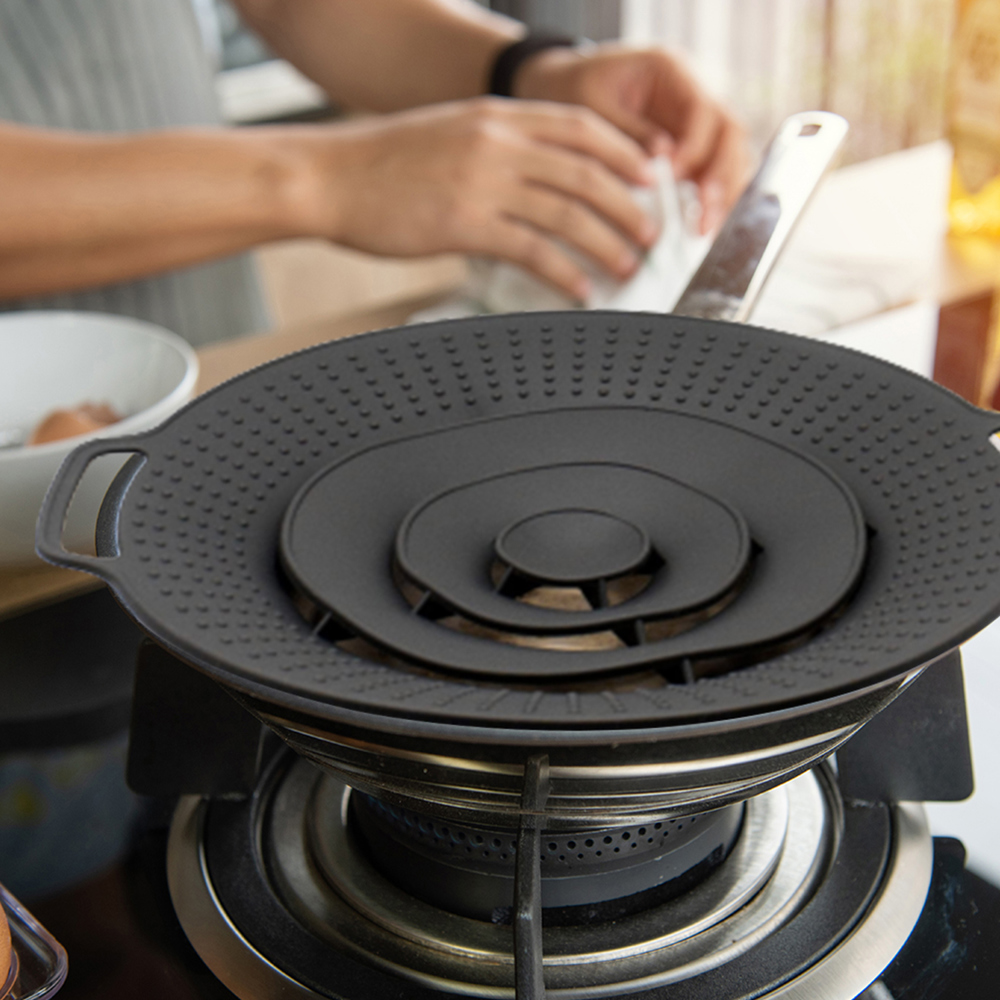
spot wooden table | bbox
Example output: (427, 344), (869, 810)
(3, 141), (1000, 620)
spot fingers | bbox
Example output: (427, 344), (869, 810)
(658, 95), (749, 233)
(669, 101), (721, 185)
(517, 141), (658, 250)
(638, 57), (749, 232)
(567, 47), (749, 232)
(507, 184), (640, 280)
(670, 104), (748, 233)
(505, 44), (751, 234)
(696, 117), (750, 233)
(493, 99), (656, 188)
(311, 99), (659, 296)
(483, 218), (592, 301)
(462, 100), (659, 282)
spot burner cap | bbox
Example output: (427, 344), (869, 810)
(494, 509), (651, 585)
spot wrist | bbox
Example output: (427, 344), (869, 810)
(489, 36), (580, 100)
(256, 126), (348, 242)
(513, 45), (586, 101)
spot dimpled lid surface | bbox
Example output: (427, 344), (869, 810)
(90, 312), (1000, 730)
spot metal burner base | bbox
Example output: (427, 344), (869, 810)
(167, 752), (932, 1000)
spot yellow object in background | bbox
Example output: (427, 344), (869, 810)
(950, 0), (1000, 235)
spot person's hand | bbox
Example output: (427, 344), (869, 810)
(513, 44), (750, 234)
(287, 98), (660, 300)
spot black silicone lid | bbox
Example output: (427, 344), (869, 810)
(36, 312), (1000, 731)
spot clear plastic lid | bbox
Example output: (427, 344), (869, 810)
(0, 885), (66, 1000)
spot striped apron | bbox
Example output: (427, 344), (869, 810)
(0, 0), (270, 346)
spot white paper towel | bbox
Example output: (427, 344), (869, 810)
(409, 158), (710, 323)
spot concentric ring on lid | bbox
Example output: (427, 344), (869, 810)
(281, 414), (867, 682)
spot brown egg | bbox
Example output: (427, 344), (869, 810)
(77, 402), (120, 425)
(28, 402), (122, 446)
(0, 904), (11, 994)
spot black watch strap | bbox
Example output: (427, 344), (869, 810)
(488, 34), (575, 97)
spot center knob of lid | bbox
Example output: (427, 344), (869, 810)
(494, 509), (652, 585)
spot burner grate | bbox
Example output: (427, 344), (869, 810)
(172, 751), (939, 1000)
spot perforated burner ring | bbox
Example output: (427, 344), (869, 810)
(350, 792), (744, 922)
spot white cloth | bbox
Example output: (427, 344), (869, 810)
(410, 158), (711, 323)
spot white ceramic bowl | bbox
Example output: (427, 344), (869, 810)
(0, 312), (198, 567)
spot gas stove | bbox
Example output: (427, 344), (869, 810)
(159, 734), (941, 999)
(31, 305), (1000, 1000)
(27, 113), (1000, 999)
(9, 591), (1000, 1000)
(21, 644), (1000, 1000)
(23, 746), (1000, 1000)
(123, 639), (974, 1000)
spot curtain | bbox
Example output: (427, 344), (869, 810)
(621, 0), (954, 162)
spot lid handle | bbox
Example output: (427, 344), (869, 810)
(35, 434), (148, 581)
(672, 111), (848, 323)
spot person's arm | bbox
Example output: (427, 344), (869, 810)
(0, 1), (742, 304)
(0, 102), (655, 303)
(232, 0), (523, 111)
(232, 0), (748, 232)
(0, 122), (305, 299)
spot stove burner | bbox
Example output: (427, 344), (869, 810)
(281, 410), (867, 682)
(350, 792), (743, 922)
(168, 752), (934, 1000)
